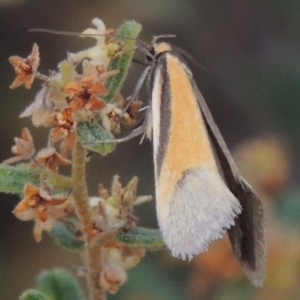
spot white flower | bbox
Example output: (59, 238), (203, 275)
(68, 18), (111, 68)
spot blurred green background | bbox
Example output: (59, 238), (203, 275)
(1, 0), (300, 299)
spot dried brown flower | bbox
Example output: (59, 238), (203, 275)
(3, 128), (35, 164)
(9, 43), (40, 89)
(13, 183), (68, 222)
(31, 147), (72, 172)
(50, 107), (75, 155)
(63, 77), (107, 112)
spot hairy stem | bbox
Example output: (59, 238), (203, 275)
(72, 140), (106, 300)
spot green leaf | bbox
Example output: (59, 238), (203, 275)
(50, 219), (84, 251)
(36, 268), (85, 300)
(19, 289), (50, 300)
(116, 227), (164, 249)
(0, 163), (39, 195)
(103, 20), (142, 102)
(77, 121), (116, 155)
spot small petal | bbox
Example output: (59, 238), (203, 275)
(134, 195), (153, 206)
(13, 197), (31, 215)
(34, 206), (48, 222)
(14, 209), (35, 221)
(25, 183), (39, 197)
(33, 147), (71, 172)
(122, 247), (146, 269)
(85, 95), (106, 110)
(62, 82), (81, 95)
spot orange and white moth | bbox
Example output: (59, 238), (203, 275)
(137, 40), (266, 287)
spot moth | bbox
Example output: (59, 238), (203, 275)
(130, 39), (266, 287)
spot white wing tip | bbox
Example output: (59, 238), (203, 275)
(156, 167), (241, 260)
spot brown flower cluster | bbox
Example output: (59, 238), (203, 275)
(4, 18), (144, 242)
(5, 18), (150, 298)
(85, 176), (151, 293)
(8, 18), (142, 156)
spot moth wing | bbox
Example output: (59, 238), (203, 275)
(192, 80), (266, 287)
(150, 53), (241, 260)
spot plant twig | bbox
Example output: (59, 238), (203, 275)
(72, 140), (106, 300)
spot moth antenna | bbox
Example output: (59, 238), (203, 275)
(172, 45), (207, 70)
(151, 34), (176, 44)
(28, 28), (139, 41)
(132, 58), (147, 66)
(28, 28), (98, 37)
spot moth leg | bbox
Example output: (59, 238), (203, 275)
(115, 125), (145, 143)
(122, 65), (150, 113)
(113, 65), (150, 133)
(83, 125), (145, 146)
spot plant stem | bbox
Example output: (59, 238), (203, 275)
(72, 140), (106, 300)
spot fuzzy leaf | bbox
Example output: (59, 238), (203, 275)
(116, 227), (164, 249)
(48, 61), (76, 89)
(50, 220), (84, 251)
(36, 268), (85, 300)
(42, 170), (73, 191)
(103, 20), (142, 102)
(19, 289), (50, 300)
(77, 121), (116, 155)
(59, 60), (76, 85)
(0, 163), (38, 195)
